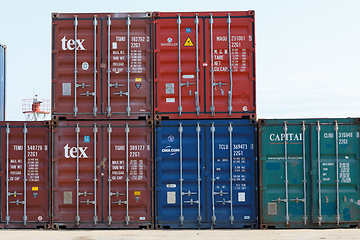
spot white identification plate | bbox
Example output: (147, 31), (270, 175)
(238, 192), (245, 202)
(166, 98), (175, 103)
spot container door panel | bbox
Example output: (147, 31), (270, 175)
(204, 14), (255, 118)
(53, 17), (100, 118)
(104, 124), (152, 227)
(154, 15), (205, 118)
(206, 121), (257, 228)
(103, 17), (152, 118)
(1, 123), (50, 228)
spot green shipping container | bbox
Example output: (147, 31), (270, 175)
(259, 118), (360, 229)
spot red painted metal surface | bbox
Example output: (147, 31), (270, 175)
(52, 120), (153, 228)
(52, 13), (152, 120)
(0, 121), (51, 228)
(154, 11), (256, 120)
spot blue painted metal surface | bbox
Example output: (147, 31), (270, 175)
(0, 44), (5, 121)
(155, 119), (258, 229)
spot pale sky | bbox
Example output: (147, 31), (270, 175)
(0, 0), (359, 120)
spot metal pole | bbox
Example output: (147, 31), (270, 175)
(227, 14), (233, 116)
(93, 16), (97, 117)
(229, 123), (234, 225)
(284, 121), (289, 226)
(335, 121), (340, 225)
(107, 15), (112, 117)
(210, 14), (215, 116)
(179, 123), (184, 225)
(195, 15), (200, 116)
(125, 123), (130, 225)
(6, 124), (10, 225)
(178, 15), (182, 116)
(74, 16), (78, 117)
(75, 123), (80, 225)
(196, 123), (201, 225)
(302, 121), (307, 225)
(211, 122), (216, 226)
(126, 16), (131, 117)
(317, 121), (322, 226)
(93, 123), (98, 225)
(107, 123), (112, 225)
(23, 123), (27, 225)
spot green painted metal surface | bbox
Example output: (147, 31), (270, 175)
(259, 118), (360, 228)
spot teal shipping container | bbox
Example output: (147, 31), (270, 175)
(259, 118), (360, 229)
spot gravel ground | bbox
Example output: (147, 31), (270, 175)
(0, 229), (359, 240)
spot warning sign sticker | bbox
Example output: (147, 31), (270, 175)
(184, 37), (194, 47)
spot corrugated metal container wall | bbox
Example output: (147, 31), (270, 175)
(153, 11), (255, 120)
(0, 121), (51, 228)
(259, 118), (360, 229)
(155, 119), (258, 229)
(0, 44), (6, 121)
(51, 13), (152, 120)
(52, 120), (153, 229)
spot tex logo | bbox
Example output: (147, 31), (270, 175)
(61, 36), (86, 50)
(64, 144), (89, 158)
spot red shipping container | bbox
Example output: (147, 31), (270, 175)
(0, 121), (51, 228)
(51, 120), (153, 228)
(52, 13), (153, 120)
(154, 11), (256, 120)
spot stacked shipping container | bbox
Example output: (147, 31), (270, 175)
(153, 11), (258, 229)
(50, 12), (154, 229)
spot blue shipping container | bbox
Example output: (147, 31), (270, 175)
(155, 119), (258, 229)
(0, 44), (5, 121)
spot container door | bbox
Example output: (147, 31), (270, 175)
(204, 13), (255, 118)
(52, 15), (100, 118)
(52, 123), (100, 227)
(311, 121), (360, 226)
(103, 15), (152, 119)
(104, 123), (152, 227)
(206, 121), (257, 228)
(154, 14), (205, 119)
(2, 123), (50, 228)
(155, 122), (206, 228)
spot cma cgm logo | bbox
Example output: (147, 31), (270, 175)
(162, 146), (180, 156)
(64, 144), (89, 158)
(61, 36), (86, 50)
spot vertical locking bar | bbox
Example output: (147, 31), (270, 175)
(6, 124), (10, 225)
(126, 16), (131, 117)
(75, 123), (80, 225)
(302, 121), (307, 225)
(107, 15), (112, 117)
(228, 123), (234, 225)
(195, 15), (200, 116)
(179, 123), (184, 225)
(125, 123), (130, 225)
(177, 15), (183, 116)
(317, 121), (322, 226)
(196, 123), (201, 225)
(107, 124), (112, 225)
(210, 14), (215, 116)
(335, 120), (340, 225)
(227, 14), (233, 116)
(211, 122), (216, 226)
(93, 16), (97, 117)
(284, 121), (289, 226)
(23, 123), (27, 225)
(93, 123), (98, 224)
(74, 16), (78, 117)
